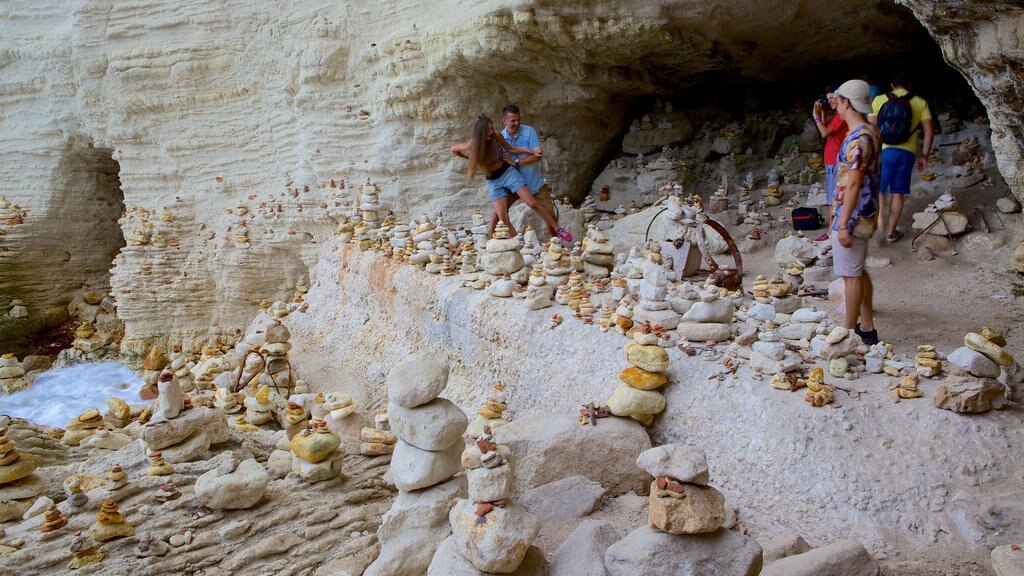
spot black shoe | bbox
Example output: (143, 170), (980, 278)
(855, 323), (879, 346)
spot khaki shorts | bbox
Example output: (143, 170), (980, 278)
(507, 184), (557, 219)
(832, 234), (867, 277)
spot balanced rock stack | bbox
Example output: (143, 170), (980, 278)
(915, 345), (942, 378)
(749, 322), (802, 375)
(543, 237), (572, 286)
(365, 353), (469, 576)
(466, 384), (510, 439)
(244, 384), (276, 426)
(290, 418), (344, 483)
(604, 444), (763, 575)
(88, 499), (135, 542)
(524, 263), (553, 310)
(0, 354), (28, 394)
(61, 408), (104, 446)
(360, 411), (398, 456)
(778, 306), (827, 342)
(607, 327), (670, 426)
(581, 226), (615, 278)
(428, 428), (544, 575)
(480, 223), (525, 282)
(633, 258), (681, 330)
(167, 345), (195, 394)
(141, 376), (230, 463)
(72, 321), (105, 355)
(0, 428), (43, 522)
(259, 319), (298, 395)
(934, 330), (1014, 413)
(678, 286), (734, 343)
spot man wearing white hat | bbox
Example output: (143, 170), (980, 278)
(831, 79), (882, 345)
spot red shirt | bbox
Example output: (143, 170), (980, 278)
(823, 114), (848, 166)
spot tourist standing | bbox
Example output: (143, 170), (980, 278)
(812, 85), (848, 241)
(869, 72), (935, 243)
(832, 79), (882, 345)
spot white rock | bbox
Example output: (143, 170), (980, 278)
(366, 476), (466, 576)
(791, 308), (828, 323)
(761, 533), (811, 564)
(635, 444), (709, 484)
(991, 544), (1024, 576)
(774, 235), (819, 266)
(141, 407), (229, 451)
(22, 496), (54, 520)
(154, 377), (184, 421)
(467, 462), (514, 502)
(605, 525), (763, 576)
(449, 499), (541, 573)
(550, 520), (621, 576)
(519, 475), (607, 525)
(760, 539), (879, 576)
(752, 341), (787, 361)
(387, 354), (450, 408)
(747, 302), (776, 322)
(948, 346), (1001, 378)
(194, 458), (269, 510)
(390, 439), (463, 492)
(677, 322), (732, 342)
(428, 534), (548, 576)
(681, 299), (735, 324)
(388, 399), (467, 451)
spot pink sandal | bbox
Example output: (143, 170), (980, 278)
(556, 227), (573, 243)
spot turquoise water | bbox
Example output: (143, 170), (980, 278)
(0, 361), (144, 428)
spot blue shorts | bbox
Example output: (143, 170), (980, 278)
(825, 164), (839, 206)
(880, 148), (915, 195)
(487, 167), (527, 202)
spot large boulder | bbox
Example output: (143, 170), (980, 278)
(366, 476), (467, 576)
(550, 520), (620, 576)
(449, 499), (542, 573)
(194, 458), (269, 510)
(760, 539), (879, 576)
(604, 526), (763, 576)
(519, 475), (607, 526)
(390, 439), (464, 492)
(140, 407), (229, 451)
(493, 413), (652, 496)
(933, 374), (1007, 413)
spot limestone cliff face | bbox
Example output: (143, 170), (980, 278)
(0, 0), (1019, 349)
(897, 1), (1024, 203)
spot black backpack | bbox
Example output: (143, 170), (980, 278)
(791, 207), (823, 231)
(877, 92), (914, 145)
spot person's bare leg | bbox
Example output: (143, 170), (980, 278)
(488, 209), (499, 238)
(843, 276), (863, 330)
(887, 194), (905, 237)
(859, 272), (874, 331)
(878, 193), (890, 241)
(514, 186), (559, 236)
(493, 198), (516, 237)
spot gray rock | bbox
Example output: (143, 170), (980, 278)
(550, 520), (619, 576)
(428, 535), (548, 576)
(160, 430), (210, 464)
(391, 439), (463, 492)
(676, 322), (732, 343)
(760, 533), (811, 564)
(387, 353), (450, 409)
(681, 299), (735, 324)
(948, 346), (1001, 379)
(760, 539), (879, 576)
(774, 235), (818, 266)
(22, 495), (54, 520)
(635, 444), (709, 484)
(997, 196), (1021, 214)
(1000, 361), (1024, 403)
(388, 399), (467, 451)
(519, 475), (606, 525)
(140, 407), (229, 451)
(0, 474), (44, 500)
(779, 322), (817, 342)
(747, 302), (777, 322)
(367, 476), (467, 576)
(194, 458), (269, 510)
(772, 295), (804, 314)
(493, 413), (651, 497)
(752, 341), (786, 361)
(749, 350), (803, 374)
(605, 526), (762, 576)
(912, 211), (969, 235)
(991, 544), (1024, 576)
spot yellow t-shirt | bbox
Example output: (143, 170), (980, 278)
(870, 88), (932, 154)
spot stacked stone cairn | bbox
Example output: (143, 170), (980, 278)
(811, 326), (863, 378)
(915, 345), (942, 378)
(466, 384), (509, 438)
(141, 369), (230, 464)
(290, 417), (344, 483)
(677, 285), (734, 343)
(61, 408), (104, 446)
(934, 329), (1017, 413)
(355, 180), (382, 250)
(581, 226), (615, 278)
(604, 444), (763, 575)
(259, 319), (299, 395)
(167, 345), (195, 394)
(88, 499), (135, 542)
(607, 326), (670, 426)
(0, 354), (28, 394)
(633, 258), (681, 331)
(410, 218), (440, 266)
(479, 223), (525, 284)
(0, 427), (43, 522)
(360, 410), (398, 456)
(364, 353), (469, 576)
(524, 262), (553, 310)
(428, 427), (544, 574)
(778, 306), (827, 342)
(542, 237), (572, 286)
(748, 321), (803, 376)
(520, 225), (543, 267)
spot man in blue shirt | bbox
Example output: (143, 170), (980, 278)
(500, 104), (564, 238)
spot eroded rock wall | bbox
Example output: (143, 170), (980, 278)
(0, 0), (1019, 350)
(898, 1), (1024, 204)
